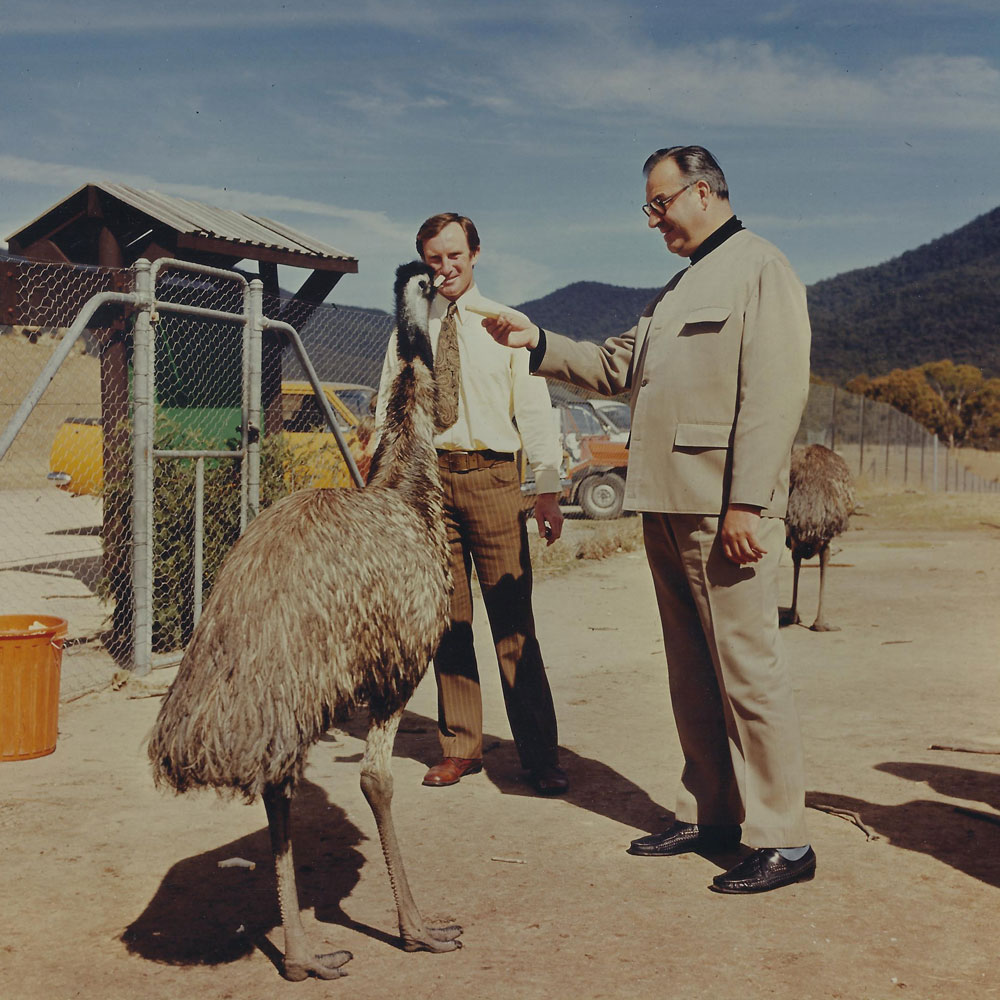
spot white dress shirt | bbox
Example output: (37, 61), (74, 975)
(375, 283), (562, 495)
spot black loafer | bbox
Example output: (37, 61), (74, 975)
(528, 763), (569, 796)
(711, 847), (816, 893)
(628, 820), (742, 857)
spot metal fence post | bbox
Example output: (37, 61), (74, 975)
(857, 394), (865, 476)
(830, 386), (838, 452)
(884, 407), (892, 482)
(248, 279), (264, 522)
(131, 259), (155, 676)
(903, 418), (909, 486)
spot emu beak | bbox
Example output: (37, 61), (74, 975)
(433, 274), (446, 288)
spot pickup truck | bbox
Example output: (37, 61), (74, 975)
(558, 402), (630, 519)
(48, 381), (376, 496)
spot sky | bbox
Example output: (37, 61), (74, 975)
(1, 0), (998, 312)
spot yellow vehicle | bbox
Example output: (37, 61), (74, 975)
(48, 382), (376, 496)
(279, 381), (375, 489)
(48, 416), (105, 496)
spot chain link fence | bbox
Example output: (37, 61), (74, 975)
(0, 256), (394, 691)
(1, 256), (997, 692)
(796, 382), (1000, 494)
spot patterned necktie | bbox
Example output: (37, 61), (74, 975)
(434, 301), (461, 432)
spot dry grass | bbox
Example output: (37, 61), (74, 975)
(533, 486), (1000, 578)
(0, 332), (100, 490)
(528, 514), (644, 578)
(853, 488), (1000, 535)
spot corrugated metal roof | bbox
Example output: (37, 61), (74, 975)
(96, 182), (357, 263)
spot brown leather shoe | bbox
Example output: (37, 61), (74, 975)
(422, 757), (483, 787)
(528, 763), (569, 796)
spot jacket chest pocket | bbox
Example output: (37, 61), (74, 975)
(677, 305), (731, 336)
(673, 422), (733, 450)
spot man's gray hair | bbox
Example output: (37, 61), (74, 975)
(642, 145), (729, 200)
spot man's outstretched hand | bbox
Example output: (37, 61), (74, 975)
(483, 309), (539, 350)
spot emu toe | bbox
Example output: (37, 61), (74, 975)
(810, 620), (840, 632)
(283, 950), (353, 982)
(403, 923), (463, 953)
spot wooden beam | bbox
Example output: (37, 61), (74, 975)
(97, 227), (124, 268)
(19, 238), (71, 264)
(258, 261), (281, 319)
(7, 186), (92, 254)
(293, 268), (341, 303)
(175, 232), (358, 273)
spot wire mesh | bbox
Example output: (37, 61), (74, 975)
(0, 259), (134, 693)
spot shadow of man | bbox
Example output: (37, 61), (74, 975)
(809, 762), (1000, 889)
(122, 778), (393, 971)
(336, 708), (672, 839)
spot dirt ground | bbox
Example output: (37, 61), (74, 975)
(1, 496), (999, 1000)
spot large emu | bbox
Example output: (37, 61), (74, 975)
(782, 444), (858, 632)
(147, 261), (461, 981)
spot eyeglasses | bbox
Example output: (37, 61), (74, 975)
(642, 182), (694, 218)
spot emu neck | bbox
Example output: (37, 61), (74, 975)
(368, 362), (441, 511)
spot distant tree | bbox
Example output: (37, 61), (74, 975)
(848, 360), (1000, 449)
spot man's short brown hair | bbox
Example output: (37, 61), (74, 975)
(415, 213), (481, 258)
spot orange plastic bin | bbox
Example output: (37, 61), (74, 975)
(0, 615), (67, 761)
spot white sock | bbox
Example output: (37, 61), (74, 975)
(777, 845), (810, 861)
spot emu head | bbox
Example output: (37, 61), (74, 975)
(393, 260), (437, 370)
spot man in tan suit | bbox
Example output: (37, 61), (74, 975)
(375, 213), (568, 796)
(486, 147), (815, 892)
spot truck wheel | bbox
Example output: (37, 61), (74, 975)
(579, 472), (625, 520)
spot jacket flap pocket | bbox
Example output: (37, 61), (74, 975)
(683, 306), (731, 328)
(674, 422), (732, 449)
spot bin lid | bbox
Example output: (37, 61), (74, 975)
(0, 615), (69, 639)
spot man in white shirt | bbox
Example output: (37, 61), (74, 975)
(375, 213), (568, 795)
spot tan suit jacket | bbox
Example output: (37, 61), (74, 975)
(535, 229), (811, 517)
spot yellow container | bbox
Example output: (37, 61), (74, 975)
(0, 615), (67, 761)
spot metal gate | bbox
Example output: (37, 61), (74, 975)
(1, 256), (365, 678)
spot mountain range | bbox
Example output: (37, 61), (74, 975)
(515, 206), (1000, 383)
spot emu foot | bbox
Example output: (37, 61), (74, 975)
(810, 621), (840, 632)
(402, 924), (463, 953)
(779, 608), (801, 627)
(283, 950), (353, 982)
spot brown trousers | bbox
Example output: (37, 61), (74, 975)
(642, 512), (809, 848)
(433, 452), (559, 770)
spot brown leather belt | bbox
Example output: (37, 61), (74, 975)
(436, 449), (515, 471)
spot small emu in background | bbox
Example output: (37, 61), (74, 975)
(782, 443), (858, 632)
(147, 261), (461, 982)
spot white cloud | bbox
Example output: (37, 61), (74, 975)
(507, 39), (1000, 131)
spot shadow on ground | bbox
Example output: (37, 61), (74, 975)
(809, 760), (1000, 889)
(336, 708), (671, 838)
(122, 779), (390, 971)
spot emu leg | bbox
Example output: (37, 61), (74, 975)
(780, 553), (803, 626)
(361, 711), (462, 953)
(810, 544), (840, 632)
(261, 782), (353, 981)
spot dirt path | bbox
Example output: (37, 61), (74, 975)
(1, 513), (998, 1000)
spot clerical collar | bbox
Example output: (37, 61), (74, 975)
(690, 216), (743, 265)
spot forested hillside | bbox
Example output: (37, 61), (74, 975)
(806, 206), (1000, 380)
